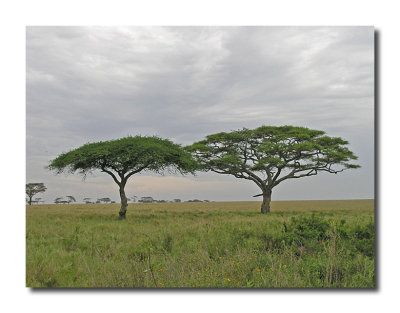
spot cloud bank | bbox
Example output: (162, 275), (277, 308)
(26, 26), (374, 203)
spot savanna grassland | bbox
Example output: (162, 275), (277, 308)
(26, 200), (375, 288)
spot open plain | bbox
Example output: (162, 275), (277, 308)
(26, 200), (374, 288)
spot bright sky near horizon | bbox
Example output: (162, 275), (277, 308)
(26, 26), (374, 203)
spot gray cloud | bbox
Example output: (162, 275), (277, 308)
(26, 26), (374, 203)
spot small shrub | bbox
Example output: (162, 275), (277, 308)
(350, 222), (375, 257)
(289, 214), (330, 242)
(264, 215), (330, 253)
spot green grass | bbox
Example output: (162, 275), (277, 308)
(26, 200), (375, 288)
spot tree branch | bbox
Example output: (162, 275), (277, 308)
(270, 166), (283, 186)
(125, 162), (152, 180)
(101, 167), (121, 186)
(243, 169), (266, 191)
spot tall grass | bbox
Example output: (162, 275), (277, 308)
(26, 200), (374, 288)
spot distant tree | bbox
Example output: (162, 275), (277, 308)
(66, 195), (76, 204)
(186, 126), (360, 213)
(48, 136), (196, 219)
(83, 197), (92, 204)
(54, 197), (63, 204)
(140, 196), (154, 203)
(34, 197), (43, 204)
(26, 183), (47, 205)
(98, 197), (111, 204)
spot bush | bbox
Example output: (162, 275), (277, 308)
(288, 214), (330, 241)
(265, 214), (331, 251)
(349, 221), (375, 257)
(264, 215), (374, 260)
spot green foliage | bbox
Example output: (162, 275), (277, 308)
(283, 214), (331, 243)
(349, 221), (375, 257)
(263, 215), (332, 254)
(186, 126), (360, 203)
(263, 214), (375, 264)
(26, 183), (47, 196)
(49, 136), (197, 177)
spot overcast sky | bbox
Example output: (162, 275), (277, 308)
(26, 26), (374, 203)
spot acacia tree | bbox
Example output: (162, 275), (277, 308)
(54, 197), (63, 204)
(34, 198), (43, 204)
(83, 197), (92, 204)
(66, 196), (76, 204)
(48, 136), (196, 219)
(98, 197), (111, 204)
(186, 126), (360, 213)
(26, 183), (47, 205)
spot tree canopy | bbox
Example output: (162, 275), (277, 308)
(48, 136), (196, 218)
(98, 197), (111, 203)
(186, 125), (360, 213)
(66, 196), (76, 204)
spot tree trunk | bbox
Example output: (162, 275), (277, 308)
(261, 190), (272, 214)
(28, 195), (32, 205)
(119, 183), (128, 219)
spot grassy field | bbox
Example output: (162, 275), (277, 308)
(26, 200), (375, 288)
